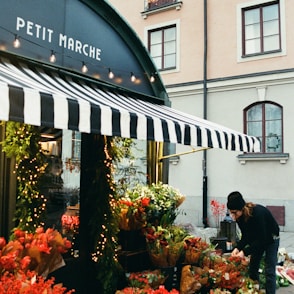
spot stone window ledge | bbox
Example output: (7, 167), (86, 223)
(237, 153), (289, 164)
(141, 1), (183, 19)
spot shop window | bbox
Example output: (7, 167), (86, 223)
(244, 101), (283, 153)
(148, 25), (177, 71)
(72, 131), (81, 160)
(242, 1), (281, 56)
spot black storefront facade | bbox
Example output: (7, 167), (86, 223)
(0, 0), (260, 292)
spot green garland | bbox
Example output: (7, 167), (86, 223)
(82, 135), (124, 293)
(1, 122), (48, 232)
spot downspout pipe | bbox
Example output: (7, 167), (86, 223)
(202, 0), (209, 228)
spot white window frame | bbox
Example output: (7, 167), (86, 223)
(236, 0), (286, 63)
(144, 19), (180, 74)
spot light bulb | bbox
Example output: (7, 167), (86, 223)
(108, 68), (114, 79)
(81, 62), (88, 73)
(130, 72), (136, 82)
(49, 51), (56, 63)
(13, 35), (20, 48)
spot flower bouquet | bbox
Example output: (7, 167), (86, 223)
(115, 285), (179, 294)
(183, 236), (212, 265)
(61, 214), (80, 235)
(146, 182), (185, 226)
(9, 227), (72, 277)
(180, 255), (250, 294)
(117, 194), (151, 231)
(126, 269), (166, 289)
(0, 228), (74, 293)
(210, 199), (226, 228)
(116, 182), (185, 231)
(144, 225), (188, 268)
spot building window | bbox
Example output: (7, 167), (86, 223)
(242, 1), (281, 56)
(245, 102), (283, 153)
(148, 25), (176, 71)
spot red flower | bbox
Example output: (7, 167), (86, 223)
(141, 197), (150, 207)
(0, 237), (6, 249)
(20, 256), (31, 270)
(14, 229), (25, 239)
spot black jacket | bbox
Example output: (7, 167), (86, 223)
(236, 204), (280, 256)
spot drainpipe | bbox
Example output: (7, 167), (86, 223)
(202, 0), (208, 228)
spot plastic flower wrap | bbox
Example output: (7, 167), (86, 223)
(183, 236), (213, 265)
(144, 225), (188, 267)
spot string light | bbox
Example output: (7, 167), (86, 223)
(6, 29), (156, 83)
(108, 68), (114, 79)
(1, 25), (159, 89)
(130, 72), (136, 82)
(13, 35), (20, 48)
(49, 50), (56, 63)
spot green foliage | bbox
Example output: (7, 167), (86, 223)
(112, 137), (136, 162)
(1, 122), (48, 232)
(87, 135), (124, 293)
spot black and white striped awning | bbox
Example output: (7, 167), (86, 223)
(0, 56), (260, 152)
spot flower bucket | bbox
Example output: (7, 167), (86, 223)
(160, 266), (176, 291)
(118, 229), (146, 251)
(210, 237), (227, 254)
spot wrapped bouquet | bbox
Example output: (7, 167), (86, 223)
(144, 225), (188, 267)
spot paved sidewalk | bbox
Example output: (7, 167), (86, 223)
(276, 231), (294, 293)
(280, 231), (294, 254)
(277, 285), (294, 293)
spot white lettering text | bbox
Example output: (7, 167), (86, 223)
(59, 33), (101, 61)
(16, 17), (53, 42)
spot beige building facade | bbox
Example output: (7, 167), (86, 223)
(109, 0), (294, 231)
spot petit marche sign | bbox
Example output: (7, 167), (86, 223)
(16, 16), (102, 61)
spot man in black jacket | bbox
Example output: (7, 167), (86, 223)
(227, 191), (280, 294)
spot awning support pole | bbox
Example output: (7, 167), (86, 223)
(159, 147), (210, 161)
